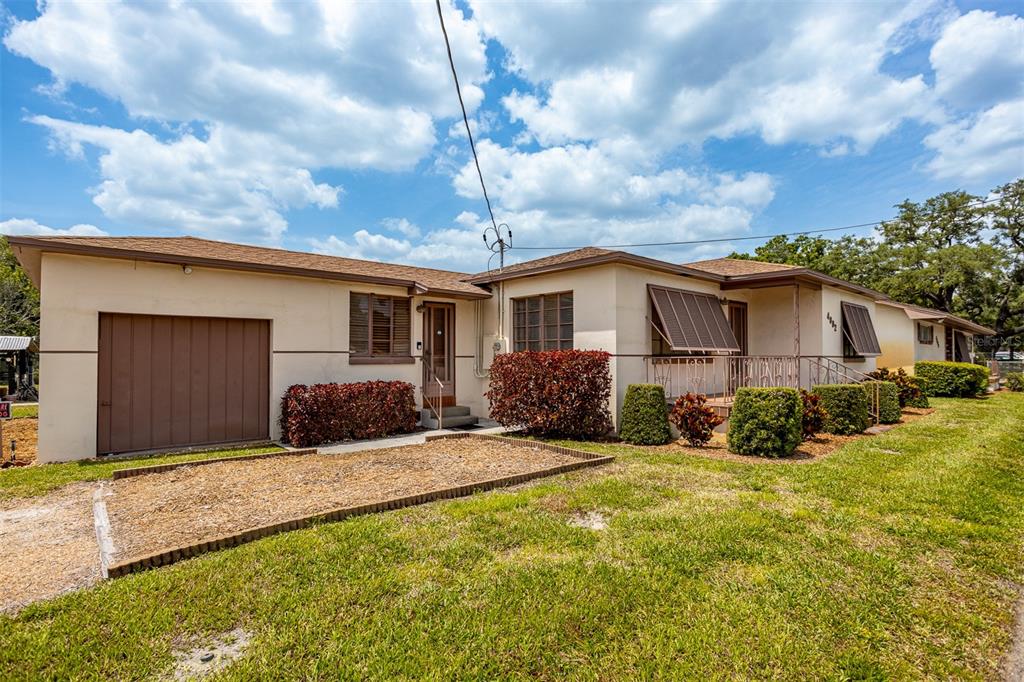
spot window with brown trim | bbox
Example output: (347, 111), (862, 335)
(512, 292), (573, 351)
(916, 322), (934, 344)
(350, 293), (411, 361)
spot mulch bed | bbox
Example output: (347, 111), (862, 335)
(0, 482), (100, 613)
(1, 418), (38, 466)
(648, 407), (934, 464)
(105, 438), (584, 563)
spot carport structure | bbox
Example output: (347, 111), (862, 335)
(0, 335), (37, 401)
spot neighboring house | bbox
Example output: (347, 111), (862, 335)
(874, 300), (995, 371)
(7, 236), (913, 462)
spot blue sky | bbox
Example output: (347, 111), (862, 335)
(2, 0), (1022, 273)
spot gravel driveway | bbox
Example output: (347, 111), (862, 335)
(0, 483), (101, 613)
(106, 438), (578, 562)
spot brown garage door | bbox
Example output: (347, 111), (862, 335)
(97, 313), (270, 455)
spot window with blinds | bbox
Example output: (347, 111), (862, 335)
(512, 292), (573, 351)
(350, 293), (411, 358)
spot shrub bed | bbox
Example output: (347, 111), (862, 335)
(915, 360), (988, 397)
(619, 384), (671, 445)
(867, 367), (928, 408)
(800, 389), (827, 440)
(862, 380), (901, 424)
(486, 350), (613, 439)
(1006, 372), (1024, 392)
(281, 381), (417, 447)
(669, 392), (724, 447)
(814, 384), (870, 435)
(726, 387), (802, 458)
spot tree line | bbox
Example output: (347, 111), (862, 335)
(731, 178), (1023, 353)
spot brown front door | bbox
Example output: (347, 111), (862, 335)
(728, 301), (748, 355)
(422, 303), (455, 407)
(97, 313), (270, 455)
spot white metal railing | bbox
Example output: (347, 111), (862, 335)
(644, 354), (880, 423)
(421, 353), (446, 430)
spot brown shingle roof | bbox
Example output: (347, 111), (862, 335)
(683, 257), (801, 276)
(6, 236), (490, 298)
(876, 300), (995, 335)
(469, 247), (722, 284)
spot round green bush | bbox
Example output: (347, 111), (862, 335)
(1004, 372), (1023, 392)
(813, 384), (870, 435)
(726, 387), (802, 458)
(862, 380), (901, 424)
(914, 361), (988, 397)
(619, 383), (671, 445)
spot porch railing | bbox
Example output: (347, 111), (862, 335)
(645, 354), (879, 423)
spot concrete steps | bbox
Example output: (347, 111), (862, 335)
(420, 406), (478, 430)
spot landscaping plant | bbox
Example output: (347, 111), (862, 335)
(619, 384), (671, 445)
(669, 392), (724, 447)
(867, 366), (928, 408)
(799, 389), (828, 440)
(281, 381), (417, 447)
(726, 387), (802, 457)
(813, 384), (870, 435)
(914, 360), (988, 397)
(862, 380), (901, 424)
(486, 350), (613, 439)
(1004, 372), (1023, 392)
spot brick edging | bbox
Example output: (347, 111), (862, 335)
(104, 435), (613, 578)
(111, 448), (319, 480)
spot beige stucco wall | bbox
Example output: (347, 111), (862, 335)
(917, 322), (947, 364)
(875, 305), (916, 371)
(37, 252), (484, 462)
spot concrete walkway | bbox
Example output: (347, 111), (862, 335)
(304, 419), (509, 456)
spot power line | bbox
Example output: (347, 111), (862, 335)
(434, 0), (499, 232)
(508, 197), (1001, 251)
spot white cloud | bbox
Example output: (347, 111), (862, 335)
(31, 116), (340, 243)
(4, 0), (488, 240)
(380, 218), (421, 239)
(309, 229), (412, 262)
(924, 99), (1024, 182)
(474, 0), (945, 153)
(930, 10), (1024, 111)
(0, 218), (107, 237)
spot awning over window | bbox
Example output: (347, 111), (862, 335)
(840, 302), (881, 356)
(648, 285), (740, 353)
(954, 330), (971, 362)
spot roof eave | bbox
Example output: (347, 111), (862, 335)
(5, 236), (491, 300)
(468, 252), (725, 284)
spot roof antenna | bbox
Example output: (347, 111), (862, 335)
(483, 224), (512, 271)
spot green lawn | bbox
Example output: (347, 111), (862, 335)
(0, 445), (282, 500)
(2, 394), (1022, 679)
(11, 404), (37, 419)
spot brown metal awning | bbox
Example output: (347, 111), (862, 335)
(648, 285), (740, 352)
(840, 302), (881, 356)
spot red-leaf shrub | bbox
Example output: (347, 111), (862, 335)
(800, 389), (828, 440)
(485, 350), (612, 439)
(281, 381), (417, 447)
(669, 392), (724, 446)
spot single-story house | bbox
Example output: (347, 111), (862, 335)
(7, 235), (943, 462)
(874, 300), (994, 371)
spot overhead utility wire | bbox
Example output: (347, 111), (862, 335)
(435, 0), (499, 232)
(508, 197), (1001, 251)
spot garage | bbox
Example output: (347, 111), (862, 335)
(97, 313), (270, 455)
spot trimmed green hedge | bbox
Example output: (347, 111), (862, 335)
(814, 384), (870, 435)
(619, 384), (671, 445)
(1007, 372), (1024, 392)
(727, 387), (802, 458)
(862, 380), (901, 424)
(915, 361), (988, 397)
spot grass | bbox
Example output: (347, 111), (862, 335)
(0, 445), (283, 500)
(1, 394), (1022, 679)
(10, 404), (37, 419)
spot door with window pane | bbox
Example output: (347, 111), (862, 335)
(422, 302), (455, 407)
